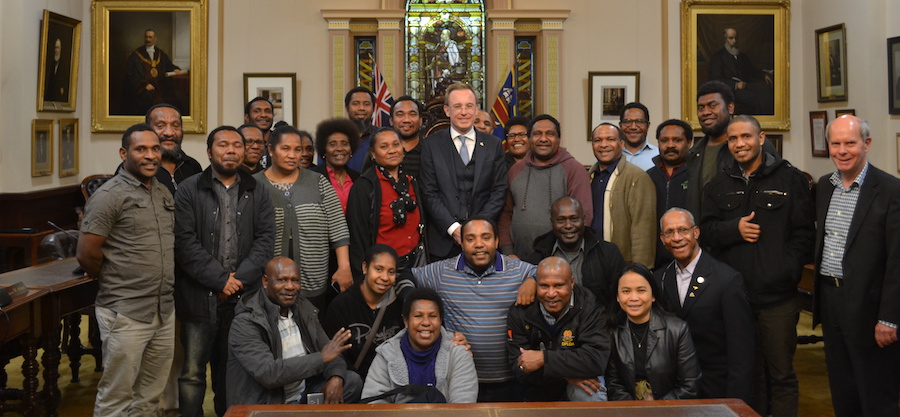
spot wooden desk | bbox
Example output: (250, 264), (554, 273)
(0, 230), (54, 271)
(0, 258), (99, 417)
(225, 399), (760, 417)
(0, 288), (49, 417)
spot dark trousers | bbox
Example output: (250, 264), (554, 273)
(751, 297), (799, 417)
(820, 283), (900, 417)
(179, 300), (237, 417)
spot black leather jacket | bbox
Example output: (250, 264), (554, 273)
(607, 311), (701, 401)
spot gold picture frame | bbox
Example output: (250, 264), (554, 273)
(815, 24), (848, 103)
(681, 0), (790, 131)
(91, 0), (207, 133)
(37, 10), (81, 112)
(59, 119), (79, 177)
(33, 119), (55, 177)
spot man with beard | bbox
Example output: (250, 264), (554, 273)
(388, 96), (424, 179)
(344, 87), (377, 173)
(239, 124), (266, 174)
(709, 28), (774, 115)
(116, 104), (202, 196)
(619, 102), (658, 171)
(44, 38), (69, 102)
(499, 114), (593, 259)
(684, 81), (775, 218)
(647, 119), (693, 268)
(124, 29), (182, 115)
(244, 97), (274, 167)
(700, 115), (814, 417)
(174, 126), (275, 416)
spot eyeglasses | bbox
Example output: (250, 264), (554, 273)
(245, 140), (266, 147)
(621, 119), (648, 126)
(506, 132), (528, 139)
(661, 227), (694, 238)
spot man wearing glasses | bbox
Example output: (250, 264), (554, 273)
(619, 102), (658, 171)
(419, 83), (508, 261)
(239, 124), (267, 174)
(654, 207), (754, 404)
(498, 114), (594, 259)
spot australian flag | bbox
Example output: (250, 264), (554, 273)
(372, 61), (395, 128)
(490, 67), (517, 142)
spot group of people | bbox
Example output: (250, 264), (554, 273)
(75, 78), (898, 417)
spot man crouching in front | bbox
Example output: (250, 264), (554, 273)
(226, 257), (362, 406)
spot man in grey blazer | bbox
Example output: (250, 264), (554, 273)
(419, 83), (508, 261)
(814, 115), (900, 417)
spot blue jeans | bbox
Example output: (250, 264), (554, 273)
(566, 376), (608, 402)
(179, 300), (236, 417)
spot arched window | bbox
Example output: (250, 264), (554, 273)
(405, 0), (485, 103)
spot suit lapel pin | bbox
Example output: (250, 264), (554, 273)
(689, 292), (695, 298)
(692, 286), (698, 290)
(479, 142), (484, 146)
(696, 277), (705, 284)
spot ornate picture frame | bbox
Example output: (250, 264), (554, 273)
(243, 73), (299, 127)
(37, 10), (81, 112)
(890, 36), (900, 115)
(681, 0), (790, 131)
(59, 119), (79, 177)
(587, 72), (640, 140)
(91, 0), (207, 133)
(808, 110), (828, 157)
(815, 24), (848, 103)
(32, 119), (54, 177)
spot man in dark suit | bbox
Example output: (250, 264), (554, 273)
(814, 115), (900, 417)
(655, 207), (754, 404)
(419, 83), (508, 261)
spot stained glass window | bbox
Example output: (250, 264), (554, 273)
(355, 37), (376, 92)
(405, 0), (485, 103)
(515, 37), (535, 118)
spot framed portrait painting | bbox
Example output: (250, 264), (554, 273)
(33, 120), (54, 177)
(816, 24), (848, 103)
(888, 36), (900, 115)
(587, 72), (640, 140)
(243, 73), (298, 127)
(681, 0), (790, 130)
(59, 119), (79, 177)
(92, 0), (207, 133)
(37, 10), (81, 112)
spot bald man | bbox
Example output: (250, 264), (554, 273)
(226, 257), (362, 406)
(507, 257), (611, 402)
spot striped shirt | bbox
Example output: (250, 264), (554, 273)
(819, 163), (869, 278)
(278, 310), (307, 402)
(412, 254), (536, 383)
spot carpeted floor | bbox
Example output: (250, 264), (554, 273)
(4, 311), (833, 417)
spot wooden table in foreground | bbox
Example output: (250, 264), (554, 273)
(0, 258), (99, 417)
(0, 288), (49, 416)
(225, 399), (760, 417)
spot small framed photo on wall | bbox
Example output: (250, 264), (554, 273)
(816, 24), (848, 102)
(587, 72), (640, 140)
(33, 119), (54, 177)
(243, 73), (298, 127)
(809, 111), (828, 157)
(888, 36), (900, 115)
(59, 118), (79, 177)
